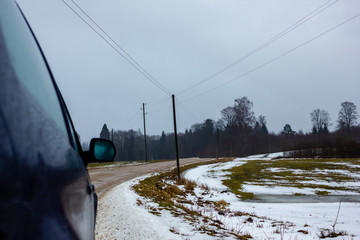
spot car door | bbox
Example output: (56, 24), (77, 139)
(0, 0), (95, 239)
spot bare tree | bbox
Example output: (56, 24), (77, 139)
(337, 101), (358, 130)
(311, 109), (331, 133)
(258, 115), (267, 127)
(221, 106), (236, 127)
(233, 97), (255, 129)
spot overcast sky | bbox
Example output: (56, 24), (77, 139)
(17, 0), (360, 142)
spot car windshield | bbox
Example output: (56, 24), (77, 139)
(0, 1), (67, 135)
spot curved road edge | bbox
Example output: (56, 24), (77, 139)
(88, 158), (213, 199)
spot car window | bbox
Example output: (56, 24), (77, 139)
(0, 2), (68, 136)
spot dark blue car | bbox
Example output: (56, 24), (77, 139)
(0, 0), (116, 239)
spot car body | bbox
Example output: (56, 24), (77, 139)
(0, 0), (115, 239)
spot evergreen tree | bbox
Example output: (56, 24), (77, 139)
(282, 124), (296, 136)
(100, 124), (110, 140)
(323, 124), (329, 134)
(258, 115), (268, 135)
(261, 125), (269, 135)
(312, 126), (318, 135)
(158, 131), (166, 159)
(254, 121), (261, 135)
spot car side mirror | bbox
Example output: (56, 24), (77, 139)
(87, 138), (116, 163)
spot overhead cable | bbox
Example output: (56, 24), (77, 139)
(182, 12), (360, 103)
(177, 0), (339, 96)
(121, 109), (142, 129)
(175, 97), (201, 122)
(62, 0), (200, 121)
(61, 0), (172, 96)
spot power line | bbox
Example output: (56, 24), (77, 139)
(175, 97), (201, 122)
(61, 0), (205, 127)
(61, 0), (350, 131)
(147, 96), (170, 106)
(68, 0), (172, 97)
(61, 0), (172, 96)
(147, 98), (199, 122)
(147, 104), (172, 114)
(121, 109), (142, 129)
(182, 12), (360, 103)
(140, 0), (339, 123)
(62, 0), (203, 128)
(176, 0), (339, 96)
(146, 93), (199, 121)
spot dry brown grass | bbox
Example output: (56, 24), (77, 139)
(132, 158), (253, 239)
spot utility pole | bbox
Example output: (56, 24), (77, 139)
(172, 95), (180, 181)
(216, 128), (219, 159)
(142, 103), (148, 162)
(111, 129), (114, 142)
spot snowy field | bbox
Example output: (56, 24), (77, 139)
(184, 154), (360, 239)
(96, 154), (360, 239)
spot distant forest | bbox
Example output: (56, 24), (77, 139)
(92, 97), (360, 161)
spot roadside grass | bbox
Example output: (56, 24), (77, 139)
(132, 158), (254, 239)
(88, 162), (120, 168)
(222, 158), (360, 200)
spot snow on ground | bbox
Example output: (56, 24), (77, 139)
(96, 175), (228, 240)
(184, 183), (360, 239)
(96, 175), (178, 240)
(184, 155), (360, 239)
(97, 154), (360, 239)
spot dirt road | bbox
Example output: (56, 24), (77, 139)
(88, 158), (213, 199)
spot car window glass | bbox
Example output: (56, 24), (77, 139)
(0, 3), (68, 135)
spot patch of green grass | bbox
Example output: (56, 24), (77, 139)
(222, 178), (255, 200)
(294, 193), (306, 196)
(315, 190), (330, 196)
(222, 158), (360, 200)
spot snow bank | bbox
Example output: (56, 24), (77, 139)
(96, 175), (229, 240)
(95, 175), (178, 240)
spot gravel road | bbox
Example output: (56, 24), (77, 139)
(88, 158), (213, 199)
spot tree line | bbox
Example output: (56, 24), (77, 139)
(97, 97), (359, 161)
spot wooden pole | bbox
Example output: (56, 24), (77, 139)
(172, 95), (180, 180)
(142, 103), (148, 162)
(216, 127), (219, 159)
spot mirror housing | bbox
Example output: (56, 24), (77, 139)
(86, 138), (116, 163)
